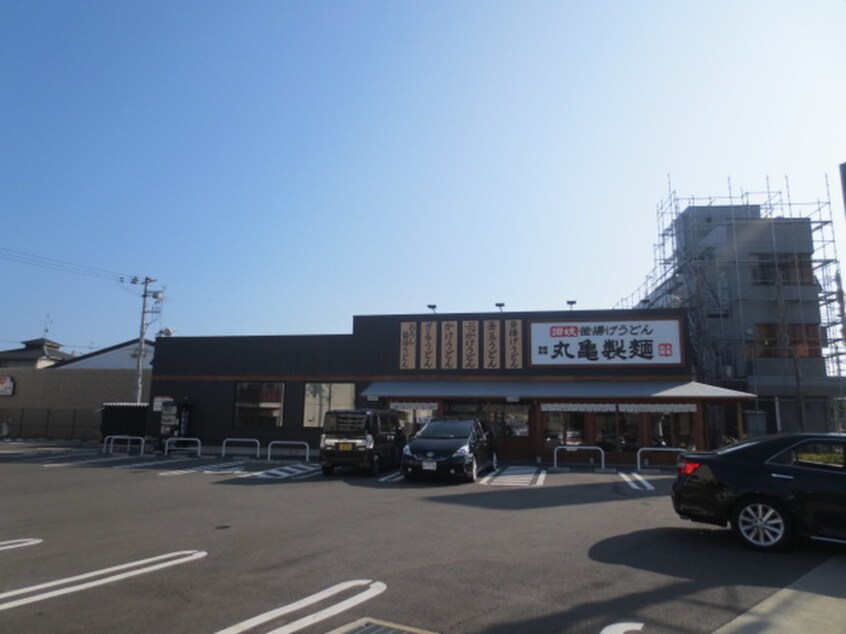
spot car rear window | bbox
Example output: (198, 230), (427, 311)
(323, 412), (368, 434)
(713, 437), (765, 455)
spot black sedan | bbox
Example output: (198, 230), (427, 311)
(401, 418), (497, 482)
(672, 433), (846, 551)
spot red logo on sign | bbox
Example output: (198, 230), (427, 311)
(659, 343), (673, 357)
(550, 326), (579, 338)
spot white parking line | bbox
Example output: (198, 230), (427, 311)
(159, 461), (245, 476)
(114, 456), (200, 469)
(601, 623), (644, 633)
(10, 450), (94, 462)
(215, 579), (386, 634)
(43, 455), (136, 468)
(0, 550), (207, 612)
(242, 463), (322, 480)
(482, 466), (544, 487)
(201, 462), (245, 475)
(630, 472), (655, 491)
(619, 472), (655, 491)
(0, 538), (43, 552)
(378, 471), (403, 483)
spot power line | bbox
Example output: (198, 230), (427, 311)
(0, 247), (137, 282)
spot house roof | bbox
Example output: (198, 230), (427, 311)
(49, 339), (155, 368)
(0, 338), (75, 366)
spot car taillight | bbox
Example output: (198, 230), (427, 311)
(677, 460), (701, 477)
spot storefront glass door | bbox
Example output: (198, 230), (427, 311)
(443, 401), (532, 461)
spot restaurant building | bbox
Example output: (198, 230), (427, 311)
(148, 308), (754, 465)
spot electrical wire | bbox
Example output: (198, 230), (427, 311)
(0, 247), (138, 282)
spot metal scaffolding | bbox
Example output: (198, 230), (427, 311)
(616, 177), (846, 385)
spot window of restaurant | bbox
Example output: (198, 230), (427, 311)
(234, 382), (284, 428)
(595, 412), (620, 451)
(651, 412), (694, 448)
(391, 402), (437, 436)
(543, 411), (585, 447)
(487, 403), (530, 438)
(442, 402), (530, 439)
(620, 413), (640, 451)
(302, 383), (356, 428)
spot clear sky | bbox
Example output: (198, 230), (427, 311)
(3, 1), (845, 354)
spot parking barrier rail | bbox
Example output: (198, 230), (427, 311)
(554, 444), (606, 470)
(222, 437), (260, 458)
(103, 435), (145, 455)
(267, 441), (310, 462)
(636, 446), (687, 471)
(165, 437), (202, 457)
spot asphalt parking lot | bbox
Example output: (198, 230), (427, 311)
(1, 441), (842, 634)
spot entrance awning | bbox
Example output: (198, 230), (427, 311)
(360, 380), (755, 401)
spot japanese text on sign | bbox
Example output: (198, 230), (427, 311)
(530, 320), (682, 366)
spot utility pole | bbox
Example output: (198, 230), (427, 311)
(132, 276), (162, 403)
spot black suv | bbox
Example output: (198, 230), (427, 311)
(401, 418), (497, 482)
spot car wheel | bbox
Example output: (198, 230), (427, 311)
(371, 454), (381, 476)
(321, 465), (334, 476)
(467, 456), (478, 483)
(731, 497), (792, 551)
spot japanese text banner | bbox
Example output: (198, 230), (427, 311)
(530, 320), (682, 366)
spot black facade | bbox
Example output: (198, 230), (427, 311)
(149, 308), (754, 464)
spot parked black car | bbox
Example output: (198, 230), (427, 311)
(401, 418), (497, 482)
(671, 433), (846, 551)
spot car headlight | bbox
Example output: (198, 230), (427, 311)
(403, 444), (412, 457)
(452, 444), (470, 458)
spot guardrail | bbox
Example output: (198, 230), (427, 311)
(636, 446), (687, 471)
(222, 437), (261, 458)
(553, 444), (606, 470)
(267, 441), (310, 462)
(102, 435), (145, 455)
(164, 437), (202, 457)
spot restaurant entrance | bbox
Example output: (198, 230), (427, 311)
(444, 401), (533, 461)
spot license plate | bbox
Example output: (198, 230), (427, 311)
(339, 443), (353, 451)
(422, 460), (437, 471)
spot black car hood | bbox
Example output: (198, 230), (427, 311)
(407, 437), (469, 456)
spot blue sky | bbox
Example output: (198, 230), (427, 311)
(2, 1), (845, 354)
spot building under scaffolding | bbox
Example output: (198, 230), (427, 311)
(617, 178), (846, 437)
